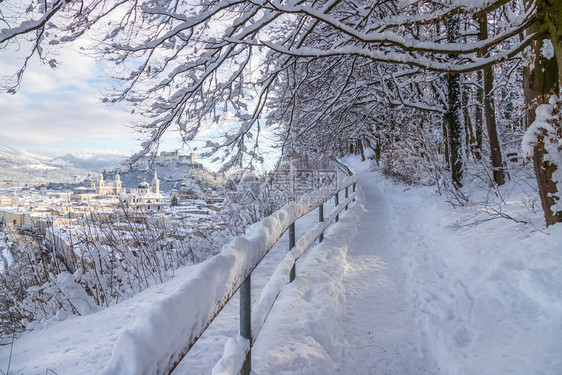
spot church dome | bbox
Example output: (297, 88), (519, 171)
(138, 180), (150, 189)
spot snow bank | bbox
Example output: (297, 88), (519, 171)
(250, 186), (365, 374)
(212, 193), (356, 374)
(366, 164), (562, 375)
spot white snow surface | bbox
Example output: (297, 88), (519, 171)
(541, 39), (555, 60)
(2, 158), (562, 374)
(521, 95), (558, 159)
(522, 95), (562, 212)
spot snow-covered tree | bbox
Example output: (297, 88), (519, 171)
(3, 0), (562, 222)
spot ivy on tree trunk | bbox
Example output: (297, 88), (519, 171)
(446, 16), (464, 188)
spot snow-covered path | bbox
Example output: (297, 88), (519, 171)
(248, 162), (438, 374)
(250, 158), (562, 375)
(338, 172), (435, 374)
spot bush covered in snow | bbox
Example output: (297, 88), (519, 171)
(380, 111), (447, 188)
(0, 203), (273, 336)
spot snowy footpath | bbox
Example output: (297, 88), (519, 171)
(337, 169), (436, 375)
(246, 161), (438, 375)
(232, 159), (562, 375)
(2, 158), (562, 374)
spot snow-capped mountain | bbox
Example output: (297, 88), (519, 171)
(0, 145), (93, 185)
(54, 151), (126, 171)
(0, 144), (28, 158)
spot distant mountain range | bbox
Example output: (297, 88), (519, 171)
(0, 145), (222, 192)
(54, 151), (126, 171)
(0, 145), (126, 186)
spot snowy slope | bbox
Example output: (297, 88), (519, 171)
(0, 144), (57, 165)
(342, 159), (561, 375)
(1, 158), (561, 375)
(0, 144), (91, 184)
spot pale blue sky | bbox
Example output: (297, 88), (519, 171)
(0, 42), (279, 172)
(0, 44), (186, 157)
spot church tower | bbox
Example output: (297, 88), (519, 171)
(152, 169), (160, 194)
(114, 172), (122, 195)
(97, 171), (105, 194)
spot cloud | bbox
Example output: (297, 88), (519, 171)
(0, 45), (138, 156)
(0, 39), (278, 169)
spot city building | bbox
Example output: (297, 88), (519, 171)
(125, 170), (166, 211)
(96, 172), (122, 196)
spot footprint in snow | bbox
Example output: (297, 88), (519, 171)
(452, 326), (474, 348)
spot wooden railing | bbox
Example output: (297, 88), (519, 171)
(102, 160), (357, 375)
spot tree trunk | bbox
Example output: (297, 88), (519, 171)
(524, 1), (561, 225)
(533, 138), (562, 225)
(358, 139), (366, 161)
(445, 16), (464, 188)
(479, 15), (505, 186)
(483, 66), (505, 185)
(474, 70), (483, 160)
(542, 0), (562, 84)
(462, 79), (475, 161)
(374, 136), (381, 165)
(442, 120), (450, 168)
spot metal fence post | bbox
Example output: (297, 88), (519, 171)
(345, 186), (349, 210)
(289, 222), (296, 282)
(335, 190), (339, 222)
(319, 203), (324, 243)
(240, 274), (251, 375)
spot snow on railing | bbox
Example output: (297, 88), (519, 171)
(102, 160), (357, 375)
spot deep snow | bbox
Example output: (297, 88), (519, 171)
(1, 158), (562, 374)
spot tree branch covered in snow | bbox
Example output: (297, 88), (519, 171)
(0, 0), (544, 165)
